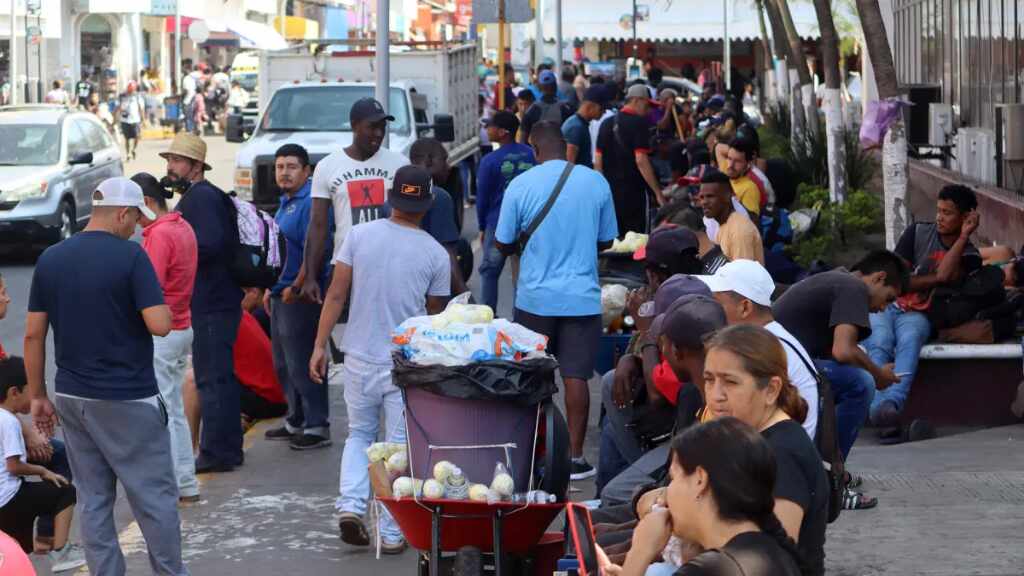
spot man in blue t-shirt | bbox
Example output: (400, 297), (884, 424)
(264, 144), (336, 451)
(163, 132), (244, 473)
(476, 111), (536, 311)
(561, 85), (610, 169)
(495, 121), (618, 481)
(411, 138), (471, 298)
(24, 177), (188, 575)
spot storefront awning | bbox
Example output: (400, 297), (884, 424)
(226, 18), (290, 51)
(272, 15), (320, 40)
(543, 0), (820, 43)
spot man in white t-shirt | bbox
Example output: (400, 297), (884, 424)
(299, 97), (409, 303)
(697, 259), (819, 439)
(310, 165), (450, 553)
(115, 82), (145, 161)
(44, 80), (70, 106)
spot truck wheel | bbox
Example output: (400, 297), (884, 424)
(52, 200), (75, 244)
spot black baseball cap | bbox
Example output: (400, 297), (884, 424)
(350, 97), (395, 125)
(131, 172), (173, 200)
(485, 111), (519, 134)
(653, 293), (727, 350)
(388, 165), (435, 214)
(583, 85), (610, 106)
(633, 227), (699, 266)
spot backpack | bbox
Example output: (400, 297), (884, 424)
(777, 338), (846, 524)
(534, 99), (565, 124)
(223, 194), (284, 289)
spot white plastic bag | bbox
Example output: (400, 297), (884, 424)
(601, 284), (629, 328)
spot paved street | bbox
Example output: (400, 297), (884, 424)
(7, 135), (1024, 575)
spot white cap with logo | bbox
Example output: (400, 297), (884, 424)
(93, 177), (156, 220)
(697, 259), (776, 307)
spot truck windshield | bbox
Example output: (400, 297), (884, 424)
(260, 86), (410, 135)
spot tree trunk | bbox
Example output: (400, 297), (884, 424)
(773, 0), (818, 141)
(813, 0), (848, 203)
(762, 0), (798, 139)
(755, 0), (774, 109)
(856, 0), (907, 249)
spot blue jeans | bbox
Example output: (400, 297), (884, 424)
(35, 439), (71, 538)
(337, 356), (406, 543)
(478, 227), (507, 312)
(271, 297), (330, 436)
(863, 304), (931, 419)
(814, 359), (875, 459)
(596, 371), (644, 495)
(193, 308), (243, 467)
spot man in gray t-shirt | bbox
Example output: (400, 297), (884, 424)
(310, 165), (449, 553)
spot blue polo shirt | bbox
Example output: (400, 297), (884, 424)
(561, 113), (593, 169)
(495, 160), (618, 317)
(273, 180), (334, 296)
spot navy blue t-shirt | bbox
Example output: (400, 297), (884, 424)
(420, 186), (460, 245)
(28, 231), (165, 400)
(177, 180), (243, 314)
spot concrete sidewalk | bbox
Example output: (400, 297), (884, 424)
(36, 379), (1023, 576)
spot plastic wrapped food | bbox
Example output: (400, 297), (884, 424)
(433, 460), (456, 483)
(607, 231), (649, 254)
(393, 476), (415, 498)
(423, 479), (445, 499)
(468, 483), (489, 501)
(393, 317), (548, 366)
(601, 284), (629, 328)
(385, 451), (408, 476)
(490, 462), (515, 499)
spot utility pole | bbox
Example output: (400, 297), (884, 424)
(554, 0), (562, 70)
(375, 0), (389, 146)
(498, 0), (506, 110)
(631, 0), (637, 57)
(534, 0), (542, 69)
(175, 0), (181, 93)
(9, 0), (16, 105)
(723, 0), (730, 91)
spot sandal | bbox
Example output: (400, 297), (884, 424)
(337, 512), (370, 546)
(842, 488), (878, 511)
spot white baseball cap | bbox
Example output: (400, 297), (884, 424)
(697, 259), (776, 307)
(93, 177), (156, 220)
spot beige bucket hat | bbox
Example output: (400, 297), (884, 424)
(159, 132), (212, 171)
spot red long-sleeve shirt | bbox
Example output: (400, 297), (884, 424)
(142, 212), (198, 330)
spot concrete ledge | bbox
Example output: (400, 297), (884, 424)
(920, 342), (1022, 360)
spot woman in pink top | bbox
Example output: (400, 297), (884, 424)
(133, 173), (201, 503)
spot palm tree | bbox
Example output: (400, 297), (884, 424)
(855, 0), (906, 248)
(773, 0), (819, 141)
(754, 0), (774, 110)
(813, 0), (848, 203)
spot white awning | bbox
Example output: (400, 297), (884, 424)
(544, 0), (820, 43)
(224, 19), (290, 51)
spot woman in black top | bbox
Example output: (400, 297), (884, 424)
(602, 417), (802, 576)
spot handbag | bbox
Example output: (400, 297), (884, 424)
(516, 161), (575, 254)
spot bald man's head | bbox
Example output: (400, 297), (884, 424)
(528, 121), (566, 161)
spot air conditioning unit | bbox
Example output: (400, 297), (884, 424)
(928, 103), (953, 146)
(955, 128), (997, 185)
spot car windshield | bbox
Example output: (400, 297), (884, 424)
(0, 123), (60, 166)
(232, 72), (257, 93)
(260, 86), (409, 135)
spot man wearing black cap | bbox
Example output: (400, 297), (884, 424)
(521, 69), (573, 146)
(476, 110), (535, 311)
(561, 85), (609, 169)
(596, 83), (667, 235)
(135, 173), (201, 503)
(300, 97), (409, 303)
(310, 165), (450, 554)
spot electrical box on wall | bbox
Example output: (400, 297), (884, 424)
(928, 103), (953, 146)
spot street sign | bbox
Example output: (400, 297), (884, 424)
(149, 0), (177, 16)
(188, 21), (210, 44)
(472, 0), (533, 23)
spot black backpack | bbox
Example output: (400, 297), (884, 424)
(778, 338), (846, 524)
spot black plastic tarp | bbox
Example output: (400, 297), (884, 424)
(391, 353), (559, 406)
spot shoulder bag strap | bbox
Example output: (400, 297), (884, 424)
(518, 161), (574, 252)
(777, 337), (845, 477)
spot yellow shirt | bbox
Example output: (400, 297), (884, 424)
(731, 175), (762, 215)
(717, 211), (765, 264)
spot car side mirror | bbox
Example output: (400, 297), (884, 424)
(433, 114), (455, 143)
(68, 152), (93, 165)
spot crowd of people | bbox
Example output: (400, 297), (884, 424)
(0, 54), (1015, 576)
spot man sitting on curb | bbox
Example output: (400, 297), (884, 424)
(864, 185), (981, 437)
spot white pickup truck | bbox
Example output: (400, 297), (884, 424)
(233, 43), (480, 217)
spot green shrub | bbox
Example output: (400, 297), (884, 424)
(788, 184), (883, 267)
(760, 119), (879, 193)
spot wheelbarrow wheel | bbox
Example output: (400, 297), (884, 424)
(535, 401), (570, 500)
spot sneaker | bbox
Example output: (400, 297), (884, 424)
(570, 458), (596, 481)
(48, 543), (87, 573)
(265, 426), (298, 441)
(338, 512), (370, 546)
(289, 434), (332, 451)
(380, 538), (408, 555)
(179, 494), (201, 505)
(871, 400), (900, 428)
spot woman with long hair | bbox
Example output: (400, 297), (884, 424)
(603, 417), (803, 575)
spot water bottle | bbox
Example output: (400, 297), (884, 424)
(444, 466), (469, 500)
(511, 490), (556, 504)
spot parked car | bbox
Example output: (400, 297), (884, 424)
(0, 105), (123, 244)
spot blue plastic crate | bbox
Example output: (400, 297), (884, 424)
(595, 333), (633, 376)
